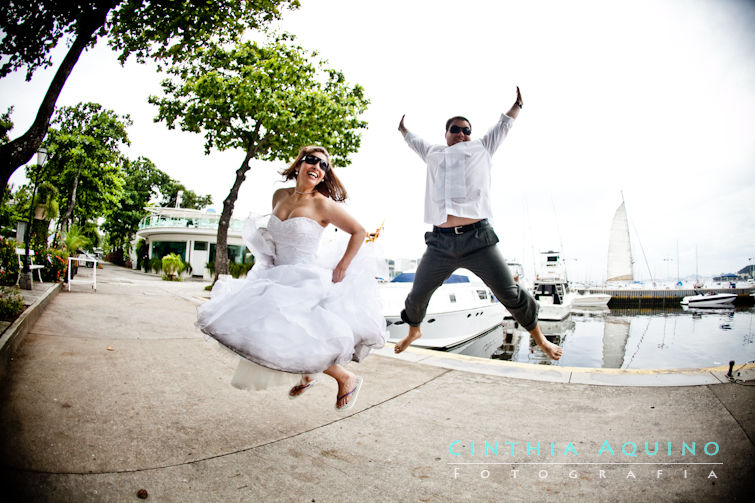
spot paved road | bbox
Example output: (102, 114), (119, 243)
(0, 264), (753, 502)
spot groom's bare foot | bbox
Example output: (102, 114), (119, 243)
(529, 325), (563, 360)
(537, 339), (563, 360)
(394, 326), (422, 353)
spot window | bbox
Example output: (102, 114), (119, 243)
(151, 241), (187, 261)
(193, 241), (208, 251)
(449, 294), (456, 303)
(476, 290), (488, 300)
(208, 244), (252, 264)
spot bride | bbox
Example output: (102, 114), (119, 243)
(196, 146), (387, 411)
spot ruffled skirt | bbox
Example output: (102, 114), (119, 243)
(196, 234), (387, 389)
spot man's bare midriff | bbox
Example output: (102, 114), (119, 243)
(437, 215), (482, 228)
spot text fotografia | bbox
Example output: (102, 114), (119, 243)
(448, 440), (720, 458)
(451, 466), (721, 481)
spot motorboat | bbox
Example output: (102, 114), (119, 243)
(530, 251), (575, 321)
(381, 269), (506, 349)
(571, 292), (611, 308)
(680, 292), (736, 308)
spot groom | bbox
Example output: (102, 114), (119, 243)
(394, 87), (562, 360)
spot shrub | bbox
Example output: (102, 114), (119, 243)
(0, 286), (24, 322)
(161, 253), (185, 281)
(0, 236), (19, 286)
(229, 261), (253, 278)
(41, 249), (69, 283)
(149, 257), (162, 274)
(205, 260), (215, 277)
(136, 239), (149, 272)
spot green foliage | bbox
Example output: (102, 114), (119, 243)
(33, 181), (59, 220)
(0, 236), (19, 286)
(101, 156), (168, 252)
(38, 102), (130, 238)
(150, 32), (369, 166)
(205, 260), (215, 277)
(161, 252), (184, 280)
(228, 261), (253, 279)
(102, 157), (212, 254)
(135, 238), (149, 271)
(40, 248), (68, 283)
(0, 184), (23, 238)
(159, 181), (213, 210)
(62, 225), (90, 256)
(149, 256), (162, 274)
(0, 1), (300, 80)
(0, 286), (24, 322)
(150, 32), (370, 276)
(1, 107), (13, 144)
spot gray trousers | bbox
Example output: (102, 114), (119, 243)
(401, 223), (540, 331)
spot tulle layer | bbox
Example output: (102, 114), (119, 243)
(196, 215), (387, 380)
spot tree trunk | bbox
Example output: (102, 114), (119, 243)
(214, 151), (255, 278)
(53, 165), (82, 245)
(0, 4), (113, 199)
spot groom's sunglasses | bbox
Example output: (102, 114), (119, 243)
(300, 154), (330, 172)
(448, 125), (472, 135)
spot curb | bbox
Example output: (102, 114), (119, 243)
(377, 344), (755, 387)
(0, 282), (62, 381)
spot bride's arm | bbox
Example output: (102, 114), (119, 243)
(321, 200), (366, 283)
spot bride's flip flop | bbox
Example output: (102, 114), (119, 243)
(335, 376), (363, 412)
(288, 378), (317, 399)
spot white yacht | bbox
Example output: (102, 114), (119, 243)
(381, 269), (506, 349)
(680, 292), (737, 308)
(531, 251), (575, 321)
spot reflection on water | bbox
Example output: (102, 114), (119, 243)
(447, 307), (755, 369)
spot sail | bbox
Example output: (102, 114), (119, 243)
(606, 202), (633, 282)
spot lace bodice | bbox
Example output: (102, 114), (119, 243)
(267, 215), (325, 266)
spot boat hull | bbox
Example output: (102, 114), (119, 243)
(385, 304), (506, 349)
(571, 293), (611, 308)
(680, 293), (736, 308)
(380, 279), (506, 349)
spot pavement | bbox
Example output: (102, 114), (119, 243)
(0, 264), (753, 502)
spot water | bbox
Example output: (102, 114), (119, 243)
(447, 307), (755, 370)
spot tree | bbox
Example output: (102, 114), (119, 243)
(101, 156), (166, 254)
(33, 102), (131, 243)
(150, 33), (369, 277)
(0, 0), (300, 196)
(101, 156), (212, 258)
(159, 181), (213, 210)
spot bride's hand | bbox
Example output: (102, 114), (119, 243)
(332, 262), (348, 283)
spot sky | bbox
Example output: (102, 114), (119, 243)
(2, 0), (754, 283)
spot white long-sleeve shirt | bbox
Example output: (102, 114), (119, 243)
(404, 113), (515, 226)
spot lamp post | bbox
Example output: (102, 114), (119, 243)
(19, 147), (47, 290)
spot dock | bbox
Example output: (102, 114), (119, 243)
(583, 287), (755, 308)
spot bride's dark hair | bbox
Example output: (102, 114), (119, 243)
(280, 146), (348, 202)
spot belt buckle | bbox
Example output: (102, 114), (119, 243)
(454, 225), (464, 235)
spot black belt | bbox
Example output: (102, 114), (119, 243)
(433, 219), (489, 235)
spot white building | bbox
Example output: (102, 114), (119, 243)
(133, 207), (249, 279)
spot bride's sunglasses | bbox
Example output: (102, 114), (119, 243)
(300, 154), (330, 172)
(448, 125), (472, 135)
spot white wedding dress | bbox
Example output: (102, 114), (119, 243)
(196, 214), (387, 390)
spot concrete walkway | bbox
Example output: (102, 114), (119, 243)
(0, 264), (753, 502)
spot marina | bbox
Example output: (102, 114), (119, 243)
(585, 287), (753, 308)
(448, 307), (755, 370)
